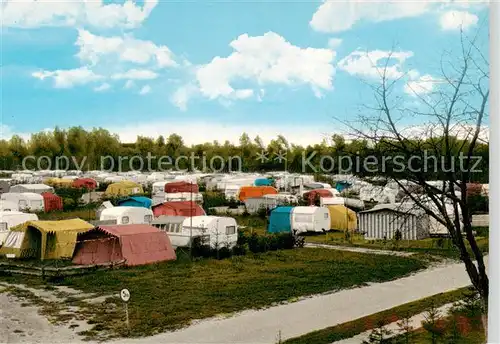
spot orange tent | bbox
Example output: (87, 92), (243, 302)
(238, 186), (278, 202)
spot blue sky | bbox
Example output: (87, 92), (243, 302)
(0, 0), (490, 145)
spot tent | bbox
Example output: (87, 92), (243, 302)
(117, 196), (152, 209)
(267, 206), (294, 233)
(165, 181), (199, 194)
(238, 186), (278, 202)
(105, 181), (144, 197)
(41, 192), (63, 212)
(72, 178), (98, 190)
(46, 178), (74, 188)
(152, 201), (205, 218)
(303, 189), (334, 205)
(254, 178), (272, 186)
(335, 181), (351, 193)
(326, 205), (357, 232)
(72, 224), (177, 266)
(0, 219), (94, 260)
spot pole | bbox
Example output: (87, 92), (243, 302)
(125, 302), (129, 332)
(190, 185), (193, 261)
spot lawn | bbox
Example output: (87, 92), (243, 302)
(1, 248), (427, 338)
(305, 230), (489, 259)
(36, 208), (97, 221)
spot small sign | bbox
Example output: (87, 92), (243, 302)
(120, 288), (131, 302)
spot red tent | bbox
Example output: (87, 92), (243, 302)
(466, 183), (483, 197)
(164, 181), (199, 193)
(41, 192), (63, 212)
(303, 189), (333, 205)
(72, 224), (176, 266)
(152, 201), (205, 217)
(72, 178), (98, 190)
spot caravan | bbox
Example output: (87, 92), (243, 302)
(0, 211), (39, 245)
(170, 216), (238, 249)
(99, 207), (153, 225)
(291, 206), (330, 234)
(1, 193), (44, 212)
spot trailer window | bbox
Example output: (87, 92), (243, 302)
(294, 214), (313, 223)
(0, 222), (7, 232)
(324, 213), (329, 219)
(122, 216), (130, 224)
(176, 224), (182, 233)
(225, 226), (236, 235)
(144, 215), (152, 223)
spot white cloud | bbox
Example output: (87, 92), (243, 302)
(194, 32), (336, 102)
(111, 69), (158, 80)
(124, 80), (135, 89)
(0, 124), (32, 141)
(440, 10), (478, 30)
(139, 85), (151, 95)
(1, 0), (158, 29)
(337, 50), (413, 79)
(109, 120), (333, 146)
(404, 74), (442, 96)
(94, 83), (111, 92)
(32, 67), (103, 88)
(171, 84), (199, 111)
(310, 1), (435, 33)
(327, 38), (343, 49)
(75, 29), (176, 68)
(309, 0), (487, 33)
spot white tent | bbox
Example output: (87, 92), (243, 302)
(0, 211), (39, 245)
(99, 206), (153, 225)
(291, 206), (330, 234)
(9, 184), (54, 194)
(173, 216), (237, 249)
(0, 193), (44, 212)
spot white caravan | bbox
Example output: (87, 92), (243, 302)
(9, 184), (54, 194)
(99, 206), (153, 225)
(0, 211), (39, 245)
(170, 216), (238, 249)
(0, 193), (44, 212)
(291, 206), (330, 234)
(0, 200), (19, 212)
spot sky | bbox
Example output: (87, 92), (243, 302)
(0, 0), (490, 146)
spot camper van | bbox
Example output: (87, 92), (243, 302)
(0, 193), (44, 212)
(291, 206), (330, 234)
(0, 211), (39, 245)
(224, 185), (241, 201)
(165, 216), (238, 249)
(99, 207), (153, 225)
(9, 184), (54, 194)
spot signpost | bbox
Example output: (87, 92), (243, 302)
(120, 289), (130, 332)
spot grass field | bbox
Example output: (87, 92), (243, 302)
(304, 230), (489, 259)
(1, 248), (427, 338)
(284, 287), (482, 344)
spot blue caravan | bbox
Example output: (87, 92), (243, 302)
(254, 178), (272, 186)
(267, 206), (294, 233)
(117, 196), (152, 209)
(335, 181), (351, 193)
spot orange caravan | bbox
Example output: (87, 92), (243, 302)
(238, 186), (278, 202)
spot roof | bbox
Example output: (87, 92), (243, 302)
(12, 219), (94, 234)
(100, 206), (153, 216)
(271, 206), (294, 214)
(359, 203), (425, 216)
(292, 206), (325, 214)
(14, 184), (52, 188)
(151, 216), (186, 224)
(96, 224), (162, 237)
(153, 201), (201, 210)
(2, 192), (44, 200)
(118, 196), (152, 204)
(304, 189), (333, 197)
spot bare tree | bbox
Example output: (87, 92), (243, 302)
(339, 27), (489, 331)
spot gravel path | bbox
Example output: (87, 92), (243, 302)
(0, 293), (87, 344)
(304, 243), (416, 257)
(108, 257), (487, 344)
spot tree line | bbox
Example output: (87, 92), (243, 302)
(0, 126), (489, 182)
